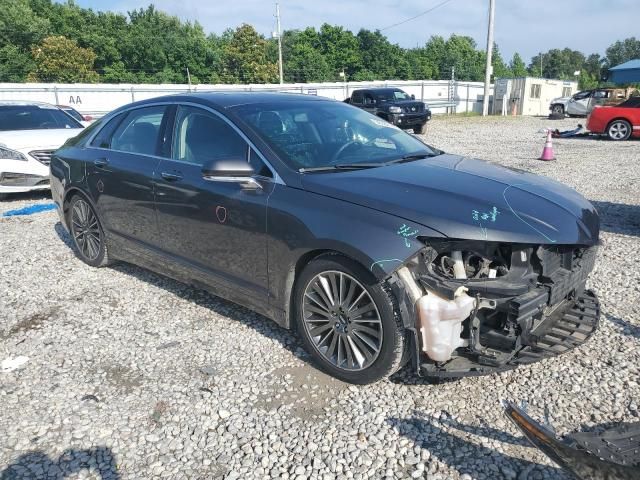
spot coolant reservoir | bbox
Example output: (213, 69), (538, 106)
(416, 287), (475, 362)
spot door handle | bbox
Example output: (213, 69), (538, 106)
(161, 171), (183, 182)
(94, 158), (109, 168)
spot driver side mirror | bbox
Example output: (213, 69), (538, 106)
(201, 157), (261, 190)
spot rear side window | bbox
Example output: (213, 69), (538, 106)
(172, 106), (247, 166)
(110, 106), (167, 156)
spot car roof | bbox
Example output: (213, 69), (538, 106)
(0, 100), (59, 108)
(354, 88), (403, 94)
(118, 91), (333, 111)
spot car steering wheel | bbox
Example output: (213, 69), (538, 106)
(330, 141), (360, 164)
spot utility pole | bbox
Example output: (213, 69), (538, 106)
(276, 3), (284, 84)
(482, 0), (495, 116)
(540, 53), (543, 78)
(186, 67), (192, 92)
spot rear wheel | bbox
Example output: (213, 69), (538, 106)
(606, 119), (632, 141)
(68, 195), (111, 267)
(413, 123), (427, 135)
(293, 255), (407, 384)
(551, 104), (564, 115)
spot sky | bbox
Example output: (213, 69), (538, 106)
(68, 0), (638, 62)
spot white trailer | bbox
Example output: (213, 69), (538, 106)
(492, 77), (577, 116)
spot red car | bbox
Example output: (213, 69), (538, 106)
(586, 97), (640, 140)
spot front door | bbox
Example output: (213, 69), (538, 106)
(86, 105), (170, 248)
(154, 105), (273, 298)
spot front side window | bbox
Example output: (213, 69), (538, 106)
(110, 106), (166, 156)
(351, 91), (363, 104)
(233, 101), (436, 170)
(90, 113), (125, 149)
(172, 106), (248, 166)
(573, 91), (591, 100)
(0, 105), (83, 131)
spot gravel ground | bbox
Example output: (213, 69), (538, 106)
(1, 115), (639, 480)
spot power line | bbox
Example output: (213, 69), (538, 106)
(379, 0), (455, 32)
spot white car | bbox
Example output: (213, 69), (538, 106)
(0, 101), (84, 199)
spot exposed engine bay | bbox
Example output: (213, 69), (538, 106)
(390, 239), (600, 377)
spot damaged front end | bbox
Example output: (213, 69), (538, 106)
(389, 239), (600, 377)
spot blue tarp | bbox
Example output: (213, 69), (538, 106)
(2, 203), (57, 217)
(608, 59), (640, 85)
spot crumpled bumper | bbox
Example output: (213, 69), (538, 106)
(419, 290), (600, 377)
(503, 400), (640, 480)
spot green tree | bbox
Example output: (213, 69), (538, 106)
(219, 24), (278, 83)
(282, 28), (331, 82)
(29, 35), (99, 82)
(529, 48), (585, 79)
(356, 29), (409, 80)
(605, 37), (640, 68)
(491, 44), (511, 78)
(0, 44), (36, 82)
(317, 24), (361, 79)
(508, 52), (527, 77)
(441, 35), (484, 81)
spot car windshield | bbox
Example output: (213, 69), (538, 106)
(374, 90), (411, 102)
(0, 105), (83, 131)
(232, 101), (436, 171)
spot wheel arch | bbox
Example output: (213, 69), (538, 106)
(284, 248), (377, 331)
(606, 116), (632, 128)
(62, 187), (95, 228)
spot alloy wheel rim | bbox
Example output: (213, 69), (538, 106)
(610, 122), (628, 139)
(302, 271), (383, 371)
(71, 199), (101, 261)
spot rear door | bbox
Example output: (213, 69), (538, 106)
(154, 104), (273, 298)
(86, 105), (171, 248)
(567, 90), (591, 115)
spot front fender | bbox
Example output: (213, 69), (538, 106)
(266, 184), (444, 320)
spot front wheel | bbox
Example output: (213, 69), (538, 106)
(607, 119), (632, 141)
(68, 195), (111, 267)
(551, 104), (564, 115)
(413, 123), (427, 135)
(293, 255), (407, 384)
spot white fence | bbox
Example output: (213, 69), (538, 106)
(0, 80), (491, 118)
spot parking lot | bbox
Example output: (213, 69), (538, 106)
(1, 115), (639, 480)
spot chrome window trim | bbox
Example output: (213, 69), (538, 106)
(85, 101), (285, 185)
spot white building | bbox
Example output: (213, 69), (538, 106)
(492, 77), (578, 116)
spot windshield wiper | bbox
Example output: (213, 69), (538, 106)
(298, 151), (444, 173)
(299, 163), (381, 173)
(382, 151), (442, 165)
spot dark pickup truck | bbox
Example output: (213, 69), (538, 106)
(344, 87), (431, 134)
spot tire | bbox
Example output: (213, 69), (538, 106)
(67, 195), (111, 267)
(551, 104), (564, 115)
(413, 123), (427, 135)
(606, 119), (632, 141)
(293, 255), (408, 384)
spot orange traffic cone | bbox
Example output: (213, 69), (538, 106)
(538, 130), (555, 161)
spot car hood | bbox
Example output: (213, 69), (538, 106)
(300, 154), (599, 245)
(0, 128), (83, 150)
